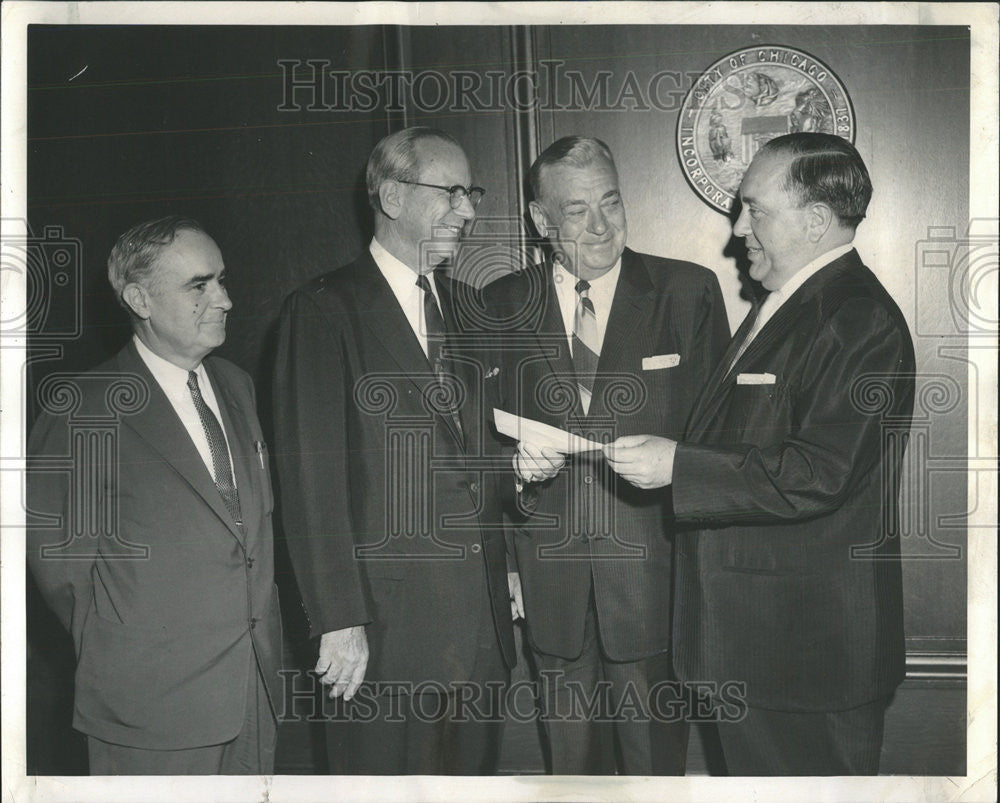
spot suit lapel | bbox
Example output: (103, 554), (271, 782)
(356, 252), (464, 446)
(684, 302), (759, 439)
(533, 262), (576, 384)
(534, 264), (580, 425)
(115, 343), (245, 542)
(355, 255), (432, 391)
(728, 250), (861, 381)
(686, 250), (863, 439)
(589, 249), (655, 418)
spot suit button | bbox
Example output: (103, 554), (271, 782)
(247, 557), (255, 569)
(469, 482), (479, 493)
(584, 475), (594, 485)
(249, 617), (258, 630)
(470, 543), (482, 554)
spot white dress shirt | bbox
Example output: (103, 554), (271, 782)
(552, 257), (622, 356)
(370, 237), (443, 359)
(751, 243), (854, 339)
(133, 335), (237, 489)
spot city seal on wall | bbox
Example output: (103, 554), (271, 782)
(676, 45), (856, 215)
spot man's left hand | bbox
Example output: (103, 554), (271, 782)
(604, 435), (677, 489)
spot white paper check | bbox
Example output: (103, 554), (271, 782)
(493, 409), (603, 453)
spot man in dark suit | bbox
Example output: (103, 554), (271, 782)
(27, 216), (282, 774)
(483, 136), (729, 774)
(606, 133), (915, 775)
(272, 126), (516, 775)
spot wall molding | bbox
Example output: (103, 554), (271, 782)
(905, 650), (967, 681)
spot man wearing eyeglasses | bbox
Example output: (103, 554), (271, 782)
(273, 127), (515, 774)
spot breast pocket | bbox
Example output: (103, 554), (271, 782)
(631, 354), (688, 431)
(730, 382), (792, 442)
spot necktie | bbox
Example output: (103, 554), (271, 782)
(728, 290), (781, 374)
(572, 279), (600, 415)
(416, 274), (463, 436)
(187, 371), (242, 526)
(417, 273), (447, 373)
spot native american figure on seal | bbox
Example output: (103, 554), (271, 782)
(790, 87), (834, 133)
(708, 109), (735, 162)
(735, 71), (780, 107)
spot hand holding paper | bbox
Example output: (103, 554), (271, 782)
(604, 434), (677, 489)
(514, 441), (565, 483)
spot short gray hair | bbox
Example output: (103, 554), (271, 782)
(107, 215), (206, 305)
(529, 136), (617, 201)
(366, 126), (462, 211)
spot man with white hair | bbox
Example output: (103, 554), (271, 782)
(273, 127), (516, 774)
(484, 136), (729, 774)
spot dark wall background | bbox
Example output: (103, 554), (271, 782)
(26, 24), (968, 775)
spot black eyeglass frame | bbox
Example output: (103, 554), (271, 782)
(398, 180), (486, 208)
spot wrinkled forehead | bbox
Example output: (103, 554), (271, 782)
(538, 156), (619, 200)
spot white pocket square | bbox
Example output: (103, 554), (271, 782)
(642, 353), (680, 370)
(737, 372), (776, 385)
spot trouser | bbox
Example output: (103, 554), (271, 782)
(325, 597), (509, 775)
(715, 696), (889, 775)
(533, 596), (690, 775)
(88, 657), (276, 775)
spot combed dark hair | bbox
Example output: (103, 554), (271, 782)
(760, 133), (872, 229)
(366, 126), (461, 211)
(107, 215), (206, 305)
(528, 136), (616, 201)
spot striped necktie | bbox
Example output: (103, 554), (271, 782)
(187, 371), (242, 526)
(572, 279), (600, 415)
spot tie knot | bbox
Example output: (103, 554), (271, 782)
(186, 371), (200, 392)
(416, 273), (432, 293)
(575, 279), (590, 296)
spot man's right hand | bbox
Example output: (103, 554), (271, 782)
(315, 625), (369, 700)
(514, 441), (565, 483)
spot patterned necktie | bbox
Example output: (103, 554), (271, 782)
(187, 371), (242, 526)
(572, 279), (600, 415)
(416, 274), (463, 436)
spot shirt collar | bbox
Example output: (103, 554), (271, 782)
(773, 243), (854, 301)
(370, 237), (440, 305)
(553, 256), (622, 305)
(133, 334), (207, 400)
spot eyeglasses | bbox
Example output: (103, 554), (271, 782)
(398, 181), (486, 209)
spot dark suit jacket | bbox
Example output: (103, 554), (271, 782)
(272, 251), (515, 687)
(672, 249), (915, 712)
(483, 248), (729, 661)
(27, 341), (282, 750)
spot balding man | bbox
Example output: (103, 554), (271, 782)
(273, 127), (516, 775)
